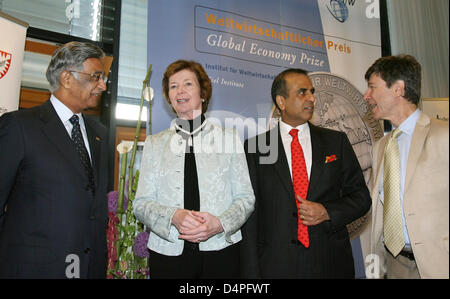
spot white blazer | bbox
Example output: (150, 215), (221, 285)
(133, 119), (255, 256)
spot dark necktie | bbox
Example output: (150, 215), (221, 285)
(289, 129), (310, 248)
(69, 115), (95, 193)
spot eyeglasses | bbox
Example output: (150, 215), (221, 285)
(69, 70), (107, 83)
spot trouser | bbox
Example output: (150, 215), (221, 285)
(386, 250), (420, 279)
(148, 242), (240, 279)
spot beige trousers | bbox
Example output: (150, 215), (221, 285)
(386, 252), (420, 279)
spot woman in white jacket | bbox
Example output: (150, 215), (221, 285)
(133, 60), (255, 278)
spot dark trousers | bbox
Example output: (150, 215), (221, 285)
(149, 242), (240, 279)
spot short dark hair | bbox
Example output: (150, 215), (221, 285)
(271, 68), (309, 110)
(365, 54), (422, 105)
(162, 60), (212, 113)
(46, 41), (105, 92)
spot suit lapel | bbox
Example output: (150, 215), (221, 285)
(39, 100), (86, 179)
(307, 123), (325, 200)
(372, 136), (388, 201)
(273, 127), (296, 201)
(404, 113), (430, 194)
(83, 115), (102, 189)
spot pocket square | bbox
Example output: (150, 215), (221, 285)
(95, 136), (101, 141)
(325, 154), (337, 163)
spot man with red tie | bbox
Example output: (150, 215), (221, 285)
(242, 68), (371, 278)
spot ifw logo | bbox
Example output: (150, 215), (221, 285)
(0, 50), (12, 80)
(327, 0), (355, 23)
(326, 0), (379, 22)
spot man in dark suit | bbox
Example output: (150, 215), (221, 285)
(241, 68), (371, 278)
(0, 41), (109, 278)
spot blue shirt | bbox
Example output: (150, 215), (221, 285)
(380, 109), (422, 248)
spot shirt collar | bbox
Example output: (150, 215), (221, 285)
(279, 119), (310, 138)
(395, 109), (421, 137)
(50, 94), (83, 125)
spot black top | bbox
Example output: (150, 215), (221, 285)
(175, 114), (206, 217)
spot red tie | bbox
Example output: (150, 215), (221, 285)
(289, 129), (310, 248)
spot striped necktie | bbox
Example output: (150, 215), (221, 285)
(383, 128), (404, 257)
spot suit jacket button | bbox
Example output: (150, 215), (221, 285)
(84, 248), (90, 254)
(292, 212), (297, 217)
(90, 215), (95, 220)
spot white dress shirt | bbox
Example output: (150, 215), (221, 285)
(279, 119), (312, 180)
(50, 95), (92, 160)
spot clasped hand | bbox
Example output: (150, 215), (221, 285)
(172, 209), (224, 243)
(297, 195), (330, 226)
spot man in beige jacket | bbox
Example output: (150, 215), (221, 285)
(364, 54), (448, 279)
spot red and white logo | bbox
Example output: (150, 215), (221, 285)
(0, 50), (12, 80)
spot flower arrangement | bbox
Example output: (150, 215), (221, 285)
(106, 65), (153, 279)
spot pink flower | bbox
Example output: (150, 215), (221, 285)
(107, 191), (128, 214)
(106, 212), (120, 278)
(133, 231), (150, 258)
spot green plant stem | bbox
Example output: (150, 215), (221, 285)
(116, 151), (128, 263)
(127, 64), (152, 197)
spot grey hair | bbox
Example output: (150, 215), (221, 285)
(46, 41), (105, 92)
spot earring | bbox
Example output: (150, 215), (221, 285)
(201, 99), (205, 103)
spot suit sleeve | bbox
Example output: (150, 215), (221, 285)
(322, 133), (372, 232)
(239, 138), (261, 278)
(0, 113), (25, 225)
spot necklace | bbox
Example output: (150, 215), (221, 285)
(174, 120), (207, 147)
